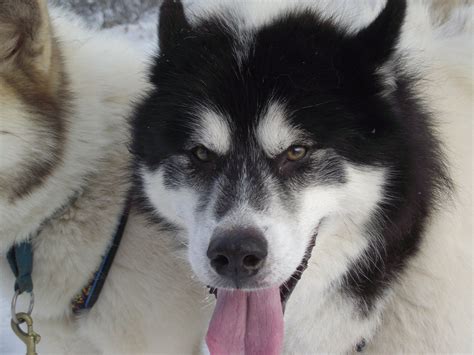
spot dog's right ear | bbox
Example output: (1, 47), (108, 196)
(0, 0), (52, 72)
(344, 0), (406, 68)
(159, 0), (191, 53)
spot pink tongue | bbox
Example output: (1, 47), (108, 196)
(206, 287), (284, 355)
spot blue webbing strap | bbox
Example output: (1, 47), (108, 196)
(6, 241), (34, 294)
(71, 203), (129, 314)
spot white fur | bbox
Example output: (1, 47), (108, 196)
(143, 165), (200, 229)
(190, 108), (232, 154)
(0, 102), (37, 170)
(185, 0), (383, 32)
(256, 102), (307, 157)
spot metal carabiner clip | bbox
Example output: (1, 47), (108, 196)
(11, 312), (41, 355)
(11, 290), (40, 355)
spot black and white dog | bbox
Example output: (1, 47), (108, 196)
(132, 0), (472, 353)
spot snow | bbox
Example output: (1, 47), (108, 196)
(101, 12), (158, 53)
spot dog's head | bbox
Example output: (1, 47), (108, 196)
(0, 0), (66, 200)
(133, 0), (443, 305)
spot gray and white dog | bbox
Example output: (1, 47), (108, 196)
(132, 0), (473, 353)
(0, 0), (211, 353)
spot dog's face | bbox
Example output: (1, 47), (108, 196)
(138, 98), (388, 291)
(134, 1), (409, 294)
(0, 0), (66, 200)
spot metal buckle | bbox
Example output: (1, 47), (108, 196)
(11, 312), (41, 355)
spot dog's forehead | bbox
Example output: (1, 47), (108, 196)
(175, 15), (342, 134)
(156, 8), (371, 157)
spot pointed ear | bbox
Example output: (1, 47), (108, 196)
(346, 0), (407, 67)
(159, 0), (191, 53)
(0, 0), (53, 73)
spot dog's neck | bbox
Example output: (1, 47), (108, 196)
(30, 189), (84, 241)
(282, 216), (389, 353)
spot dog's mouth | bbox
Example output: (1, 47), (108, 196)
(206, 232), (318, 354)
(208, 232), (317, 308)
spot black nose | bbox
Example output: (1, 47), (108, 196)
(207, 228), (268, 282)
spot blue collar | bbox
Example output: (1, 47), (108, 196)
(7, 202), (129, 315)
(71, 203), (130, 314)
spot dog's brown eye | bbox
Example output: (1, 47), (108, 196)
(287, 146), (307, 161)
(192, 146), (212, 162)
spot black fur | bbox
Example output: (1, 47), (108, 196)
(340, 71), (452, 312)
(132, 0), (451, 312)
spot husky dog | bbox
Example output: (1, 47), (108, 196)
(0, 1), (210, 353)
(133, 0), (472, 353)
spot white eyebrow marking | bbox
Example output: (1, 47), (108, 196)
(256, 101), (304, 157)
(190, 108), (232, 155)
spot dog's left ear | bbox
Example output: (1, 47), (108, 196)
(159, 0), (191, 53)
(0, 0), (54, 74)
(345, 0), (407, 67)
